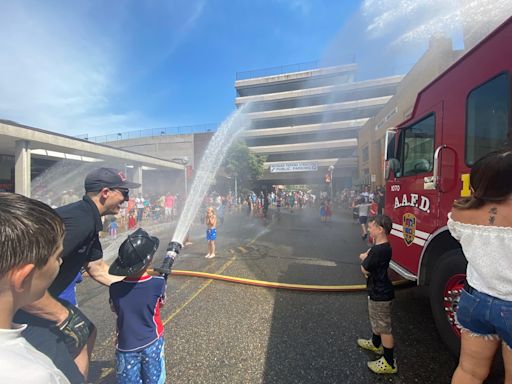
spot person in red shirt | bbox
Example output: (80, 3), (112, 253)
(128, 212), (137, 229)
(369, 199), (379, 218)
(164, 193), (175, 220)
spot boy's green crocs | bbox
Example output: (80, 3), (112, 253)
(367, 356), (397, 374)
(356, 338), (384, 354)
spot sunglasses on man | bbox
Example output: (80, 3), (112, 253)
(110, 188), (130, 200)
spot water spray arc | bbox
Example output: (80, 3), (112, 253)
(154, 105), (252, 276)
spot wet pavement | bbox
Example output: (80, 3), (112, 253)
(81, 207), (466, 384)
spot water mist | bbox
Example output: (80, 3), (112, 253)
(155, 104), (252, 274)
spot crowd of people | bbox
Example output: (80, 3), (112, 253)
(241, 190), (316, 220)
(2, 149), (511, 383)
(101, 191), (186, 236)
(34, 187), (187, 242)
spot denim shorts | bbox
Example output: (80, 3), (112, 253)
(456, 288), (512, 349)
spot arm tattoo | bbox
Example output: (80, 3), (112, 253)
(488, 207), (497, 225)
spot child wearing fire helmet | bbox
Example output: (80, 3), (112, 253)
(357, 214), (397, 374)
(109, 229), (166, 384)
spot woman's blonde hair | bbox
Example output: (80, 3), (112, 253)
(453, 148), (512, 210)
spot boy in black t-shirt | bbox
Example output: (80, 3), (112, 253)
(357, 214), (397, 374)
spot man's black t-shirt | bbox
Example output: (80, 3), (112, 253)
(362, 242), (394, 301)
(49, 195), (104, 297)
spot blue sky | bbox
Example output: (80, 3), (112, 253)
(0, 0), (509, 138)
(0, 1), (360, 137)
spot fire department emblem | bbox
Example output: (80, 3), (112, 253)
(402, 213), (416, 246)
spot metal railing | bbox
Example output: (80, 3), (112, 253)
(235, 55), (359, 81)
(77, 123), (219, 144)
(236, 60), (321, 81)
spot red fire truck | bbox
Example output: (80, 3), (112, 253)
(384, 16), (512, 355)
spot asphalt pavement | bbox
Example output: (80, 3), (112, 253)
(80, 206), (465, 384)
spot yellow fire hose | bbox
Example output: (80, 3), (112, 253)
(165, 269), (412, 292)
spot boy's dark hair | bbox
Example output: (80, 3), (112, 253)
(369, 214), (392, 235)
(0, 193), (64, 277)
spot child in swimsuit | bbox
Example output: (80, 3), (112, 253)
(205, 207), (217, 258)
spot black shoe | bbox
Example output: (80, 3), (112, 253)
(362, 234), (368, 240)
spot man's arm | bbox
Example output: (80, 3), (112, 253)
(85, 259), (124, 286)
(22, 291), (69, 324)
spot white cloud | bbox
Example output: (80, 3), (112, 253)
(0, 1), (206, 137)
(361, 0), (512, 46)
(157, 0), (207, 64)
(0, 2), (116, 135)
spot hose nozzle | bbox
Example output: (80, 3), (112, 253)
(154, 241), (182, 277)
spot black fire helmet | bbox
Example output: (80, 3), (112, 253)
(109, 228), (160, 276)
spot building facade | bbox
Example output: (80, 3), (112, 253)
(234, 63), (403, 190)
(0, 119), (184, 197)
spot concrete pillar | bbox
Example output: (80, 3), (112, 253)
(15, 140), (31, 197)
(133, 165), (143, 195)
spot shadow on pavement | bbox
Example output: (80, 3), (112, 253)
(260, 281), (457, 384)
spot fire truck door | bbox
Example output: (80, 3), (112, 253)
(389, 108), (441, 275)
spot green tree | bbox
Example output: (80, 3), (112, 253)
(223, 140), (266, 191)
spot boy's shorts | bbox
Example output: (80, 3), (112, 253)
(206, 228), (217, 241)
(359, 216), (368, 224)
(368, 298), (393, 334)
(456, 287), (512, 349)
(116, 336), (166, 384)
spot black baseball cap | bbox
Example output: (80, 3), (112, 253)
(84, 167), (140, 192)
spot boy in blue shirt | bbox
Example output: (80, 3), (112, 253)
(109, 229), (166, 384)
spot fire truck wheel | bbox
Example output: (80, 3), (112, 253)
(429, 249), (467, 357)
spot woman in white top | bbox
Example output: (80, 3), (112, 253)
(448, 149), (512, 384)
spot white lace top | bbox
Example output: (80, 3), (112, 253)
(447, 212), (512, 301)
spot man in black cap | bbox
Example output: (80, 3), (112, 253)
(14, 167), (140, 383)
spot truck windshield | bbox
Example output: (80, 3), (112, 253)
(466, 72), (511, 165)
(396, 114), (435, 177)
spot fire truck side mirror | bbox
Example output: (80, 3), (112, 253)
(385, 161), (391, 180)
(384, 129), (396, 161)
